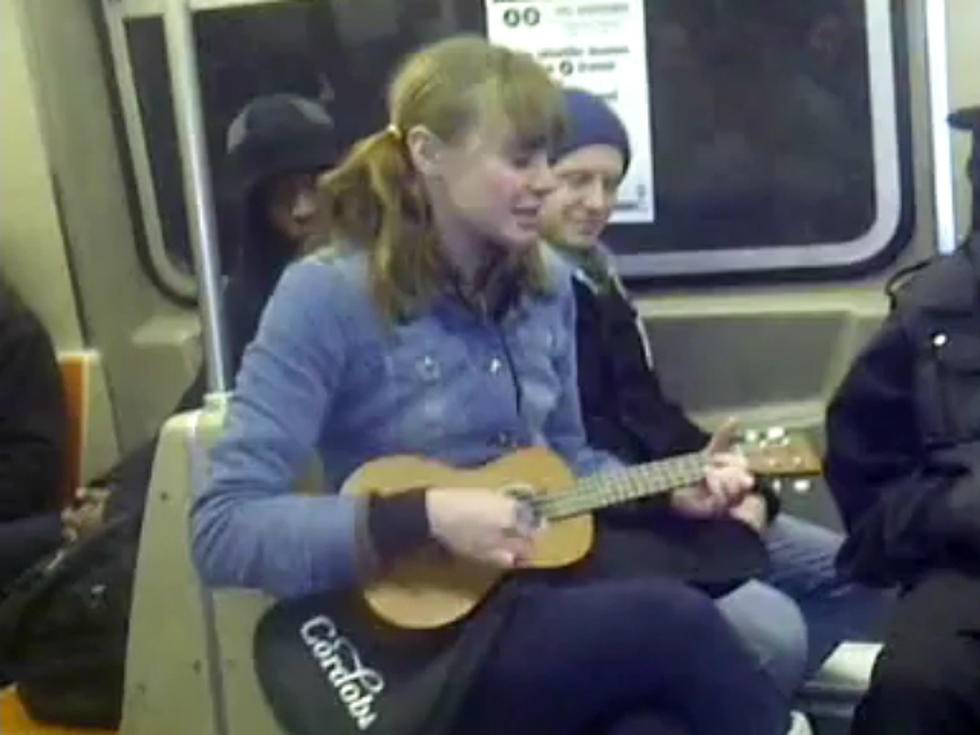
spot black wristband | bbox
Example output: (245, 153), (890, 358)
(367, 489), (431, 565)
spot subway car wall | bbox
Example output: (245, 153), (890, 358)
(0, 0), (974, 487)
(0, 1), (978, 735)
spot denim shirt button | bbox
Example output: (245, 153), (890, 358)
(489, 357), (503, 374)
(418, 354), (440, 381)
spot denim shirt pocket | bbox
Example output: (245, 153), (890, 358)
(378, 333), (470, 447)
(510, 316), (563, 431)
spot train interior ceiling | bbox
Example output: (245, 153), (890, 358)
(0, 0), (978, 733)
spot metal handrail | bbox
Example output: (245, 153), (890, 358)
(162, 0), (229, 392)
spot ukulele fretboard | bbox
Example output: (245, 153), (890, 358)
(535, 451), (709, 520)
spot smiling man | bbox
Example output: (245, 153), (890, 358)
(541, 88), (887, 710)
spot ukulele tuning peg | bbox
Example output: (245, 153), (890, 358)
(792, 479), (811, 494)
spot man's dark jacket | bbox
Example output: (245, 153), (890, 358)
(826, 233), (980, 587)
(572, 275), (709, 464)
(567, 267), (770, 587)
(0, 282), (66, 590)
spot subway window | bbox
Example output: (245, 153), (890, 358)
(125, 15), (195, 274)
(103, 0), (913, 284)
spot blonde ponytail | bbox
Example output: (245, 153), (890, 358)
(312, 36), (563, 322)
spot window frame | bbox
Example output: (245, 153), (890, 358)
(613, 0), (914, 280)
(102, 0), (198, 301)
(105, 0), (916, 288)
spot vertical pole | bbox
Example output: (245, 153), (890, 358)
(163, 0), (229, 392)
(926, 0), (957, 252)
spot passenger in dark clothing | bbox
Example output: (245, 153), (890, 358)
(220, 93), (337, 373)
(540, 90), (885, 712)
(0, 279), (67, 592)
(86, 94), (339, 526)
(824, 106), (980, 735)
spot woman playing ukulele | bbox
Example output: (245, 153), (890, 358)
(192, 36), (789, 735)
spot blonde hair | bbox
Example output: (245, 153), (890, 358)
(314, 35), (564, 321)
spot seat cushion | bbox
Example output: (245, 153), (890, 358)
(0, 687), (115, 735)
(800, 642), (882, 700)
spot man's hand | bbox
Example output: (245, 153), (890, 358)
(671, 484), (727, 518)
(62, 487), (110, 544)
(670, 418), (755, 519)
(728, 493), (768, 534)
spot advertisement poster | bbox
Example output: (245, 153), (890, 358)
(485, 0), (655, 222)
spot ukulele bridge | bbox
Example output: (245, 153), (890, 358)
(501, 483), (546, 529)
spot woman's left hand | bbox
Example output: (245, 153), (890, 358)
(702, 417), (755, 507)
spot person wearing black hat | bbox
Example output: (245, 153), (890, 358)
(220, 93), (339, 375)
(68, 93), (340, 534)
(824, 105), (980, 735)
(541, 88), (886, 708)
(0, 93), (341, 717)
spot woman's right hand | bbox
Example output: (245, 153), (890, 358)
(426, 488), (540, 568)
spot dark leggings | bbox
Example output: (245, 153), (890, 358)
(0, 512), (61, 593)
(457, 577), (789, 735)
(852, 570), (980, 735)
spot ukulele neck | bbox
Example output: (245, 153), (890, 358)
(535, 451), (707, 520)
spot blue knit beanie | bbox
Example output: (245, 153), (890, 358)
(553, 88), (631, 175)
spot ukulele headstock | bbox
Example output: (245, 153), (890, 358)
(740, 427), (822, 478)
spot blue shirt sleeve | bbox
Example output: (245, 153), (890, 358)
(542, 273), (624, 477)
(190, 258), (362, 598)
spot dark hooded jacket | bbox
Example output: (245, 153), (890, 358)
(550, 246), (770, 589)
(825, 106), (980, 587)
(826, 233), (980, 587)
(567, 254), (709, 463)
(0, 280), (67, 590)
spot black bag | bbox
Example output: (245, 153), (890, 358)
(0, 514), (139, 729)
(253, 517), (768, 735)
(254, 583), (520, 735)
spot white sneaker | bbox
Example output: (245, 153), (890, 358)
(786, 711), (813, 735)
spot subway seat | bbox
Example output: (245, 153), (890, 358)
(798, 641), (883, 721)
(115, 403), (883, 735)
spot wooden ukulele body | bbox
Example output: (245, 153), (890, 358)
(345, 431), (820, 629)
(344, 447), (592, 629)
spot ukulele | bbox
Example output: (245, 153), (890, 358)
(348, 429), (821, 629)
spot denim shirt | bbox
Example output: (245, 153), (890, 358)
(191, 245), (620, 598)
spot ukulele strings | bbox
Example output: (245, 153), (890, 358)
(533, 451), (709, 520)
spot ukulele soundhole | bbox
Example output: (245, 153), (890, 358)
(501, 483), (544, 530)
